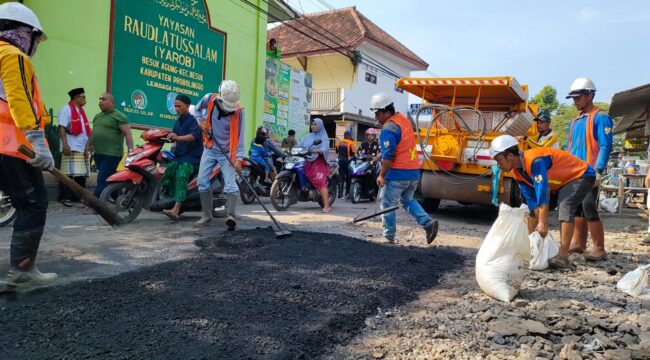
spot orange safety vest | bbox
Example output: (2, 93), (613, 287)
(336, 138), (355, 158)
(567, 107), (603, 168)
(203, 94), (242, 162)
(386, 112), (420, 170)
(512, 147), (588, 191)
(0, 41), (45, 161)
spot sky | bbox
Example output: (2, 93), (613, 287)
(281, 0), (650, 104)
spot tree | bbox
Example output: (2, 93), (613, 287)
(551, 101), (612, 149)
(530, 85), (560, 115)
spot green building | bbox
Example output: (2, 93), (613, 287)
(2, 0), (295, 142)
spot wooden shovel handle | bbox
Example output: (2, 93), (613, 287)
(17, 144), (35, 159)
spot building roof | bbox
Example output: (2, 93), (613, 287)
(611, 83), (650, 135)
(267, 6), (428, 70)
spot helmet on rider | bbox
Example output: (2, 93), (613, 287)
(218, 80), (240, 112)
(365, 127), (378, 140)
(256, 126), (269, 138)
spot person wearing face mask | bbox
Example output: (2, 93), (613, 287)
(0, 2), (57, 292)
(193, 80), (245, 229)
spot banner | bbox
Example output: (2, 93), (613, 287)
(263, 56), (312, 143)
(109, 0), (225, 128)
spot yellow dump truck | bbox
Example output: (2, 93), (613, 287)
(396, 76), (538, 211)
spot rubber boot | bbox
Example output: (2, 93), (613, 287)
(225, 193), (237, 231)
(569, 217), (588, 254)
(194, 192), (214, 226)
(585, 220), (607, 261)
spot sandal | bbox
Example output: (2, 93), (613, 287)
(59, 199), (73, 207)
(584, 252), (607, 261)
(162, 209), (180, 221)
(322, 207), (331, 214)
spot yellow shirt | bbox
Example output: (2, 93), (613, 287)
(0, 42), (50, 130)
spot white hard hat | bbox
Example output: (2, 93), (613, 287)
(489, 135), (519, 158)
(0, 2), (46, 39)
(370, 92), (393, 113)
(218, 80), (240, 112)
(566, 77), (596, 99)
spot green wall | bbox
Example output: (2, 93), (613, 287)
(13, 0), (268, 143)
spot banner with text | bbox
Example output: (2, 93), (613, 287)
(263, 56), (312, 144)
(110, 0), (225, 128)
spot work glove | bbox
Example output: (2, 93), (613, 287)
(23, 130), (55, 170)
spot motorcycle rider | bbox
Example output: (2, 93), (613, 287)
(297, 118), (332, 213)
(194, 80), (245, 230)
(161, 94), (203, 221)
(359, 127), (380, 160)
(249, 126), (285, 182)
(0, 2), (57, 291)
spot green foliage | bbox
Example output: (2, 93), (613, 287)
(530, 85), (560, 115)
(550, 101), (612, 149)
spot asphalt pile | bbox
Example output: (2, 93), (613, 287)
(0, 228), (463, 359)
(331, 250), (650, 360)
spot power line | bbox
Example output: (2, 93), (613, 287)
(263, 0), (406, 79)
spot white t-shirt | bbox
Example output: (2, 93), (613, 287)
(58, 104), (89, 152)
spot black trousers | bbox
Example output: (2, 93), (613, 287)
(338, 158), (350, 196)
(0, 155), (48, 269)
(59, 176), (86, 202)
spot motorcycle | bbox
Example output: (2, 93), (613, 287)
(238, 153), (286, 204)
(0, 190), (16, 227)
(348, 155), (379, 203)
(270, 139), (338, 211)
(99, 128), (227, 223)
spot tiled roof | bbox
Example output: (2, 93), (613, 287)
(267, 6), (428, 70)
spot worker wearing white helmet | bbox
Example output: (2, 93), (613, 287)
(193, 80), (245, 229)
(565, 77), (613, 261)
(490, 135), (596, 269)
(371, 92), (438, 245)
(0, 2), (57, 292)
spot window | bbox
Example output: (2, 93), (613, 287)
(365, 72), (377, 84)
(394, 85), (403, 93)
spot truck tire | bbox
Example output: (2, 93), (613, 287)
(422, 198), (440, 212)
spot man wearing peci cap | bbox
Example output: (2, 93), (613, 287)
(57, 87), (91, 207)
(193, 80), (245, 229)
(160, 94), (203, 221)
(564, 77), (613, 261)
(371, 92), (438, 245)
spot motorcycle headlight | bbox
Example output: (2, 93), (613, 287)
(285, 162), (295, 170)
(124, 152), (145, 167)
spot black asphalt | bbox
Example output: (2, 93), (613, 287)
(0, 228), (463, 359)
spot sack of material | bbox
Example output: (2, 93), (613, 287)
(599, 198), (618, 213)
(529, 231), (560, 271)
(476, 203), (530, 302)
(617, 264), (650, 299)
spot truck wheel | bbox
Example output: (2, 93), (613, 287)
(422, 198), (440, 212)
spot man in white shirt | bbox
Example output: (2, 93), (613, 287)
(57, 87), (91, 207)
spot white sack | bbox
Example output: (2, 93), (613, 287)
(529, 231), (560, 271)
(476, 204), (530, 302)
(617, 264), (650, 299)
(599, 198), (618, 213)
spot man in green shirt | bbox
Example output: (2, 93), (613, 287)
(86, 93), (134, 197)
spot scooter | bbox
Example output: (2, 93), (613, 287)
(0, 190), (16, 227)
(99, 128), (226, 223)
(270, 139), (338, 211)
(348, 155), (379, 203)
(238, 154), (285, 204)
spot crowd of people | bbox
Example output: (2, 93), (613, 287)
(0, 2), (616, 291)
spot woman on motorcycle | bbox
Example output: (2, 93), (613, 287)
(298, 118), (332, 213)
(360, 127), (380, 161)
